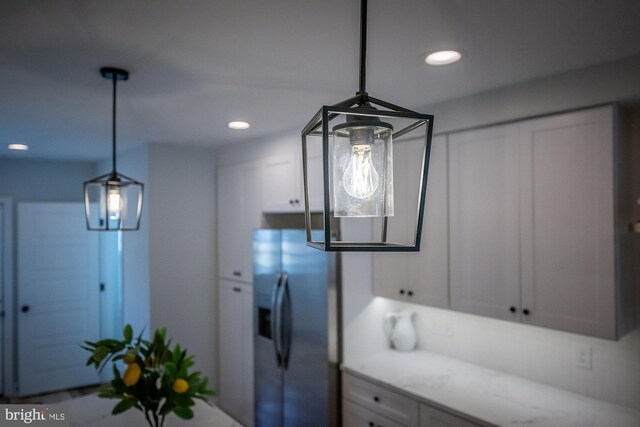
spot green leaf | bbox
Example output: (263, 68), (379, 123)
(123, 324), (133, 344)
(163, 361), (177, 378)
(159, 401), (175, 415)
(112, 398), (137, 415)
(92, 346), (110, 362)
(173, 405), (194, 420)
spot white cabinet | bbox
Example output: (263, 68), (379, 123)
(343, 399), (407, 427)
(517, 107), (627, 337)
(343, 373), (418, 427)
(419, 404), (482, 427)
(218, 280), (254, 426)
(373, 135), (448, 308)
(343, 372), (483, 427)
(217, 161), (261, 283)
(449, 124), (521, 321)
(261, 142), (324, 213)
(449, 106), (633, 339)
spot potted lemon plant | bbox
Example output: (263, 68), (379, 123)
(83, 325), (214, 427)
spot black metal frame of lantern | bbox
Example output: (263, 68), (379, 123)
(84, 67), (144, 231)
(301, 0), (434, 251)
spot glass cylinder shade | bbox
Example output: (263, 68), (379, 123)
(332, 121), (393, 217)
(84, 175), (143, 231)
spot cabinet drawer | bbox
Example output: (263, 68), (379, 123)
(344, 399), (407, 427)
(343, 373), (419, 427)
(420, 403), (483, 427)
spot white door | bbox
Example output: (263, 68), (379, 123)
(18, 203), (101, 396)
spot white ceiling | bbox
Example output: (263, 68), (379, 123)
(1, 0), (640, 161)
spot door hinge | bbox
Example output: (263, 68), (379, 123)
(100, 283), (105, 292)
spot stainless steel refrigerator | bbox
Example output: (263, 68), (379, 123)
(253, 229), (340, 427)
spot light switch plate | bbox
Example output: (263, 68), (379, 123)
(574, 343), (592, 370)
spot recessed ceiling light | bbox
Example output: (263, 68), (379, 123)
(8, 143), (29, 151)
(228, 121), (250, 130)
(425, 50), (462, 66)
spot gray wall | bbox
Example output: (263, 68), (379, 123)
(148, 144), (218, 384)
(0, 157), (96, 202)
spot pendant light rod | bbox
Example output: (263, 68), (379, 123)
(358, 0), (368, 95)
(100, 67), (129, 176)
(111, 74), (117, 174)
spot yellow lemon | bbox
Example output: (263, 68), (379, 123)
(123, 363), (141, 387)
(172, 378), (189, 394)
(123, 354), (136, 365)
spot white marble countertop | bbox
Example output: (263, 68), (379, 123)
(66, 394), (242, 427)
(342, 350), (640, 427)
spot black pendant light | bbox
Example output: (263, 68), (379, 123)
(84, 67), (143, 231)
(301, 0), (434, 251)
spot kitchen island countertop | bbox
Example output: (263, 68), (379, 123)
(342, 350), (640, 427)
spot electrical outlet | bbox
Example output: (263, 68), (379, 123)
(574, 343), (592, 370)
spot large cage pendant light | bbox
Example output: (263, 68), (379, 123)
(84, 67), (144, 231)
(301, 0), (434, 251)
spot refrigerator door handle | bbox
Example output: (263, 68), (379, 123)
(276, 272), (288, 367)
(281, 272), (292, 369)
(270, 272), (283, 367)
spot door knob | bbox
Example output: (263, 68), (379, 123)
(21, 305), (30, 313)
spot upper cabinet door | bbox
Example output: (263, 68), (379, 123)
(262, 155), (301, 213)
(518, 107), (616, 337)
(372, 136), (448, 307)
(449, 124), (521, 320)
(218, 161), (261, 283)
(262, 142), (324, 214)
(408, 135), (449, 307)
(218, 165), (243, 280)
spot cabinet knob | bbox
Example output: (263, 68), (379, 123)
(294, 199), (300, 204)
(368, 423), (374, 427)
(21, 305), (30, 313)
(373, 396), (379, 402)
(399, 289), (405, 295)
(509, 306), (517, 313)
(232, 271), (242, 277)
(233, 287), (241, 293)
(407, 290), (414, 297)
(289, 199), (294, 204)
(523, 309), (530, 316)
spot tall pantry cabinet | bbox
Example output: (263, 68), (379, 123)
(217, 161), (260, 426)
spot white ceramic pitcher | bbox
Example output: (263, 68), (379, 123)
(383, 311), (417, 352)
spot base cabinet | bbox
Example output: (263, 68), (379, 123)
(343, 399), (407, 427)
(343, 373), (484, 427)
(218, 280), (254, 426)
(420, 404), (481, 427)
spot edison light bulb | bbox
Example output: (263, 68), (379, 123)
(107, 186), (122, 220)
(342, 143), (379, 198)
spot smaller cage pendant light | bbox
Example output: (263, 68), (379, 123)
(84, 67), (143, 231)
(301, 0), (434, 251)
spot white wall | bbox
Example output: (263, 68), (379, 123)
(343, 56), (640, 411)
(148, 144), (217, 384)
